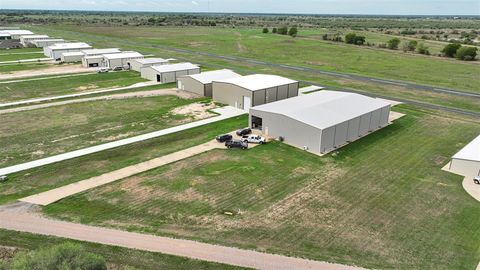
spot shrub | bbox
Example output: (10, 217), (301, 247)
(402, 40), (418, 52)
(442, 43), (462, 57)
(262, 27), (269, 34)
(7, 243), (106, 270)
(277, 26), (288, 35)
(417, 43), (430, 55)
(272, 27), (277, 34)
(345, 33), (365, 45)
(387, 38), (401, 50)
(455, 46), (477, 61)
(288, 26), (298, 37)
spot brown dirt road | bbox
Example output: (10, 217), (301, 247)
(0, 64), (93, 80)
(0, 202), (364, 270)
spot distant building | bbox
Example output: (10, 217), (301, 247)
(31, 39), (65, 48)
(102, 51), (144, 69)
(249, 91), (391, 154)
(60, 51), (85, 63)
(212, 74), (299, 111)
(19, 35), (49, 46)
(449, 135), (480, 177)
(130, 58), (171, 72)
(140, 62), (200, 83)
(0, 30), (34, 39)
(177, 69), (241, 97)
(44, 42), (92, 60)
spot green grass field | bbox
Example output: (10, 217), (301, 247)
(0, 62), (51, 73)
(0, 92), (208, 167)
(0, 51), (45, 62)
(0, 229), (248, 270)
(42, 107), (480, 270)
(0, 71), (147, 103)
(28, 25), (480, 93)
(0, 116), (246, 205)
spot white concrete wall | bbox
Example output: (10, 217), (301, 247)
(450, 159), (480, 177)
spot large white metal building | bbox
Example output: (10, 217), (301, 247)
(140, 62), (200, 83)
(31, 39), (65, 48)
(130, 58), (170, 72)
(212, 74), (299, 111)
(19, 35), (49, 46)
(61, 52), (85, 63)
(102, 51), (144, 69)
(249, 91), (391, 154)
(449, 135), (480, 177)
(0, 30), (34, 39)
(44, 42), (92, 60)
(177, 69), (241, 97)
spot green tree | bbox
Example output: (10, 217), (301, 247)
(387, 38), (401, 50)
(272, 27), (277, 34)
(7, 243), (106, 270)
(262, 27), (269, 34)
(455, 46), (477, 61)
(442, 43), (462, 57)
(277, 26), (288, 35)
(288, 26), (298, 37)
(417, 43), (430, 55)
(345, 33), (365, 45)
(402, 40), (418, 52)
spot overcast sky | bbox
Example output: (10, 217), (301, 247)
(1, 0), (479, 15)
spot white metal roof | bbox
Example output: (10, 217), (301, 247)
(103, 51), (143, 60)
(150, 62), (199, 73)
(453, 135), (480, 162)
(215, 74), (298, 91)
(48, 42), (91, 50)
(132, 58), (169, 65)
(0, 30), (34, 35)
(32, 38), (64, 43)
(61, 51), (84, 57)
(84, 55), (104, 60)
(300, 85), (325, 92)
(186, 69), (241, 84)
(81, 48), (121, 56)
(20, 35), (49, 39)
(251, 90), (390, 129)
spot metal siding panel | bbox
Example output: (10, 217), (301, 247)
(266, 88), (277, 103)
(321, 127), (335, 153)
(359, 113), (371, 136)
(253, 90), (266, 106)
(277, 85), (288, 100)
(334, 122), (348, 148)
(380, 106), (391, 126)
(347, 117), (360, 141)
(369, 109), (382, 131)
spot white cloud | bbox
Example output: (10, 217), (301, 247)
(191, 0), (199, 6)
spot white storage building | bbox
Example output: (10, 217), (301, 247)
(102, 51), (144, 69)
(61, 51), (84, 63)
(81, 48), (121, 56)
(19, 35), (49, 46)
(141, 62), (200, 83)
(130, 58), (170, 72)
(449, 135), (480, 177)
(31, 39), (65, 48)
(212, 74), (299, 111)
(0, 30), (34, 39)
(177, 69), (241, 97)
(249, 90), (391, 154)
(44, 42), (92, 60)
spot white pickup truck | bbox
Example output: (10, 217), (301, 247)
(242, 134), (266, 144)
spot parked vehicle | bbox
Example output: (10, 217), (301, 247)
(0, 175), (7, 182)
(216, 134), (233, 143)
(474, 176), (480, 185)
(242, 134), (266, 144)
(225, 140), (248, 149)
(236, 128), (252, 136)
(112, 66), (123, 71)
(97, 67), (109, 73)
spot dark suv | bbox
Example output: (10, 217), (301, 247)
(216, 134), (233, 142)
(225, 140), (248, 149)
(236, 128), (252, 136)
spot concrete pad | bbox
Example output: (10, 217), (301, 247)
(389, 111), (406, 122)
(442, 162), (480, 202)
(376, 98), (403, 107)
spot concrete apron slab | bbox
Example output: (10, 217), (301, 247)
(442, 162), (480, 202)
(19, 134), (260, 206)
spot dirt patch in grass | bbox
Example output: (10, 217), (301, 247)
(74, 84), (100, 91)
(188, 41), (209, 48)
(171, 102), (216, 121)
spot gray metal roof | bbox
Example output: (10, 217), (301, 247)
(132, 58), (169, 64)
(150, 62), (199, 73)
(214, 74), (297, 91)
(251, 90), (390, 129)
(186, 69), (241, 84)
(453, 134), (480, 162)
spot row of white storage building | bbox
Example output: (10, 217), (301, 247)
(0, 29), (67, 47)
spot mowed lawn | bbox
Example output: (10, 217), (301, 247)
(0, 62), (51, 74)
(0, 230), (249, 270)
(0, 51), (45, 62)
(0, 93), (208, 167)
(37, 25), (480, 93)
(0, 71), (147, 103)
(0, 116), (247, 205)
(44, 108), (480, 270)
